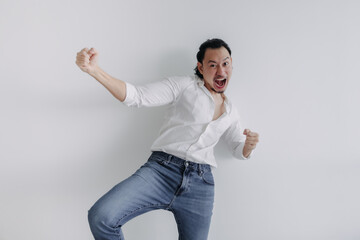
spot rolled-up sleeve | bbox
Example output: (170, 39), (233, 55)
(221, 109), (252, 160)
(122, 77), (189, 108)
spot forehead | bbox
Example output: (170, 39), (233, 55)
(203, 46), (231, 61)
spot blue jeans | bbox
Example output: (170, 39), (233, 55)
(88, 151), (215, 240)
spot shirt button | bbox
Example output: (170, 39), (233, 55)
(185, 162), (189, 167)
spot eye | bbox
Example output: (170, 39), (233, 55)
(223, 62), (229, 66)
(209, 64), (216, 68)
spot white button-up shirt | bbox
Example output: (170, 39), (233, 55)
(123, 75), (250, 167)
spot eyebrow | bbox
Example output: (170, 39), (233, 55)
(207, 57), (230, 64)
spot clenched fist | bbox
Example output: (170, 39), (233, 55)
(75, 47), (99, 74)
(243, 129), (259, 157)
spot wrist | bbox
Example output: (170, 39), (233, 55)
(89, 65), (101, 77)
(242, 145), (253, 158)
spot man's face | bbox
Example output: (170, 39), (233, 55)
(197, 46), (232, 94)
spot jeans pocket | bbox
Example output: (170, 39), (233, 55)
(202, 171), (215, 185)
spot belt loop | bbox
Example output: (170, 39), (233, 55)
(198, 164), (203, 176)
(167, 153), (172, 164)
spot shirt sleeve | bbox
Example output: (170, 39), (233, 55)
(122, 76), (190, 108)
(221, 108), (253, 160)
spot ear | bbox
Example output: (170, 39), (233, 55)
(197, 62), (204, 75)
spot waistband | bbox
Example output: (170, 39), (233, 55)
(150, 151), (212, 172)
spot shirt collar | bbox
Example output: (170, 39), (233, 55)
(194, 75), (231, 113)
(195, 75), (204, 87)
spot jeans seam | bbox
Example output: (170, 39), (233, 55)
(115, 203), (169, 227)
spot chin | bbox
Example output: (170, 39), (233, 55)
(211, 86), (227, 94)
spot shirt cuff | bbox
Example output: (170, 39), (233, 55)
(234, 142), (253, 160)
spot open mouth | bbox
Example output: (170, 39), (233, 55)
(214, 78), (227, 89)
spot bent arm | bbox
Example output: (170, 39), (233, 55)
(90, 66), (127, 102)
(221, 108), (253, 160)
(222, 121), (252, 160)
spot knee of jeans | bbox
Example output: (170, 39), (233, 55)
(88, 206), (100, 228)
(88, 205), (114, 230)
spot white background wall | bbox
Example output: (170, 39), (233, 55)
(0, 0), (359, 239)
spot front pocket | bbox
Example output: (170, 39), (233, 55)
(202, 171), (215, 185)
(148, 154), (166, 164)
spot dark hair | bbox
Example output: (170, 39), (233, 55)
(194, 38), (232, 79)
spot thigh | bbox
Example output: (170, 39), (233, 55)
(88, 160), (175, 228)
(171, 170), (215, 240)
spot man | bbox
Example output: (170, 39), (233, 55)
(76, 38), (259, 240)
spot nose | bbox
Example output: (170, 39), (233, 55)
(216, 65), (225, 76)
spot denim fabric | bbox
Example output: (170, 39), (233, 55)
(88, 151), (215, 240)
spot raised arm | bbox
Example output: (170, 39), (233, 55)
(75, 48), (127, 102)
